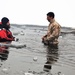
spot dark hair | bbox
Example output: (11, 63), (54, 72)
(47, 12), (55, 18)
(1, 17), (10, 30)
(1, 17), (9, 25)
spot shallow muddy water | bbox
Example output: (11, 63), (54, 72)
(0, 25), (75, 75)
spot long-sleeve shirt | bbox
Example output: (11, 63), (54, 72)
(0, 28), (14, 42)
(45, 19), (61, 44)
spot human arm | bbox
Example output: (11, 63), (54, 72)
(47, 25), (60, 41)
(0, 30), (15, 41)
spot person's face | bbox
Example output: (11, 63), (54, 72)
(7, 21), (10, 29)
(47, 16), (52, 22)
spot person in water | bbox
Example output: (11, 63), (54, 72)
(42, 12), (61, 48)
(0, 17), (15, 42)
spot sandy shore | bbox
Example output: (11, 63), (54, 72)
(0, 25), (75, 75)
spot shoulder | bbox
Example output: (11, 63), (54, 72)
(52, 21), (61, 28)
(0, 29), (6, 35)
(0, 28), (7, 32)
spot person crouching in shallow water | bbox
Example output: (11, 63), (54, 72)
(0, 17), (15, 42)
(42, 12), (61, 49)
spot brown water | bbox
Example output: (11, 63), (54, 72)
(0, 25), (75, 75)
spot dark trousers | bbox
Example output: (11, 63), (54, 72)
(42, 40), (58, 49)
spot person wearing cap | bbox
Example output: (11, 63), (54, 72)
(42, 12), (61, 48)
(0, 17), (15, 42)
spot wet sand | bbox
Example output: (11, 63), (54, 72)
(0, 25), (75, 75)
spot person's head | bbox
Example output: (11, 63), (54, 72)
(47, 12), (55, 22)
(1, 17), (10, 30)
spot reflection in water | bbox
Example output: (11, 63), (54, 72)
(0, 42), (9, 62)
(43, 46), (59, 72)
